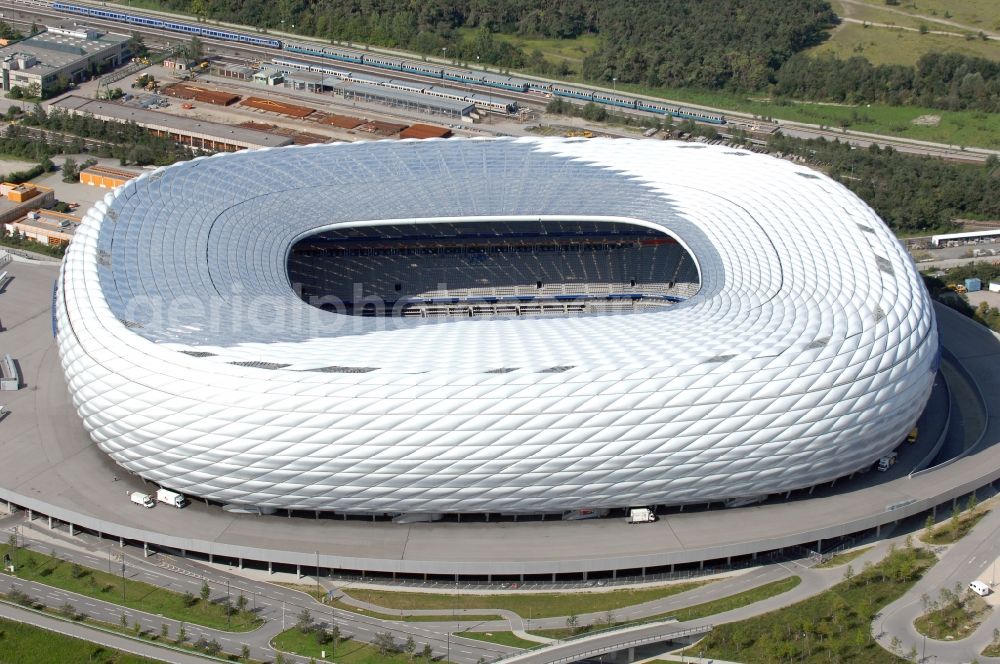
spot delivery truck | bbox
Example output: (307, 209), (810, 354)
(129, 491), (154, 508)
(155, 488), (188, 508)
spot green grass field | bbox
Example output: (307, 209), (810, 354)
(458, 630), (540, 648)
(838, 0), (1000, 33)
(921, 508), (990, 544)
(0, 544), (261, 632)
(339, 580), (710, 620)
(689, 546), (935, 663)
(272, 628), (437, 663)
(455, 28), (599, 70)
(811, 19), (1000, 65)
(0, 616), (165, 664)
(915, 593), (991, 640)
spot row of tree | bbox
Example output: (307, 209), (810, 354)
(773, 52), (1000, 112)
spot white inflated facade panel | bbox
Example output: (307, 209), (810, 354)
(56, 138), (938, 513)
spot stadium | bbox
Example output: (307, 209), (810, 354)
(56, 137), (939, 517)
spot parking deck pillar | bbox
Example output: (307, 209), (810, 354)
(627, 646), (636, 662)
(612, 569), (617, 579)
(119, 536), (124, 547)
(68, 524), (74, 537)
(669, 564), (674, 573)
(297, 564), (302, 578)
(47, 515), (52, 529)
(752, 551), (757, 560)
(143, 542), (149, 558)
(808, 485), (815, 495)
(268, 561), (273, 575)
(27, 509), (32, 521)
(238, 558), (243, 570)
(816, 539), (822, 554)
(699, 560), (704, 570)
(582, 571), (588, 581)
(876, 523), (881, 536)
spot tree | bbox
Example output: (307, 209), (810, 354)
(566, 613), (579, 633)
(240, 644), (250, 661)
(160, 623), (169, 639)
(374, 631), (397, 655)
(186, 35), (204, 61)
(843, 564), (855, 583)
(274, 652), (287, 664)
(120, 611), (128, 630)
(925, 513), (936, 533)
(421, 644), (433, 660)
(61, 158), (78, 183)
(404, 634), (416, 660)
(132, 619), (142, 635)
(236, 593), (248, 612)
(60, 602), (76, 618)
(177, 623), (187, 643)
(296, 607), (313, 633)
(200, 580), (210, 602)
(968, 493), (979, 513)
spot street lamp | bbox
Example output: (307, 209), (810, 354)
(612, 77), (617, 92)
(442, 47), (447, 62)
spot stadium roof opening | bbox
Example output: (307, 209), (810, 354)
(288, 218), (699, 318)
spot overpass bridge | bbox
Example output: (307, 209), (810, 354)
(496, 622), (711, 664)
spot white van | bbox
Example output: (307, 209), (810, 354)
(970, 580), (990, 597)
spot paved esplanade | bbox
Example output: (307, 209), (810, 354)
(1, 258), (999, 577)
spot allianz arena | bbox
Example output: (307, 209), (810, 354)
(56, 137), (939, 516)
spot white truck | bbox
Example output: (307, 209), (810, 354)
(129, 491), (155, 508)
(561, 508), (610, 521)
(155, 488), (188, 508)
(876, 452), (898, 472)
(627, 507), (657, 524)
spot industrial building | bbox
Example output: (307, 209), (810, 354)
(0, 26), (129, 98)
(79, 164), (140, 189)
(334, 81), (474, 120)
(52, 96), (292, 151)
(4, 209), (80, 247)
(56, 139), (936, 515)
(0, 182), (55, 226)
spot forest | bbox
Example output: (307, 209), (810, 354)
(148, 0), (1000, 113)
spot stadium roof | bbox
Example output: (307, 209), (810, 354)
(56, 138), (938, 512)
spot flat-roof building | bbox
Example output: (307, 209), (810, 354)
(4, 208), (80, 247)
(79, 164), (141, 189)
(0, 182), (54, 226)
(0, 26), (129, 98)
(334, 82), (474, 120)
(52, 96), (293, 151)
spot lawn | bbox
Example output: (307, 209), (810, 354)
(272, 626), (437, 663)
(526, 576), (801, 641)
(809, 20), (1000, 66)
(455, 28), (599, 70)
(921, 508), (989, 545)
(458, 630), (541, 649)
(672, 576), (801, 622)
(0, 543), (262, 632)
(0, 616), (165, 664)
(915, 591), (991, 640)
(816, 546), (874, 569)
(689, 545), (935, 663)
(838, 0), (1000, 33)
(338, 580), (710, 620)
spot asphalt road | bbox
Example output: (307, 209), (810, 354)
(2, 513), (515, 664)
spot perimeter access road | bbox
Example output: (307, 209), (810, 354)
(2, 513), (515, 664)
(875, 492), (1000, 662)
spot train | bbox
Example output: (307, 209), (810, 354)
(273, 57), (518, 115)
(48, 1), (726, 124)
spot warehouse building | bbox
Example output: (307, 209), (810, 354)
(0, 26), (129, 98)
(79, 164), (141, 189)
